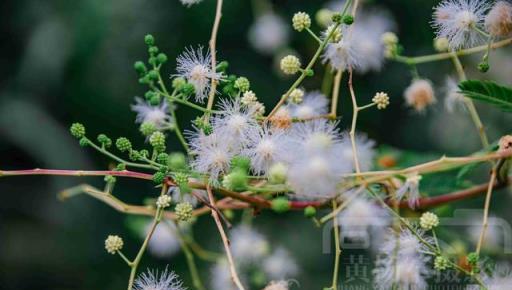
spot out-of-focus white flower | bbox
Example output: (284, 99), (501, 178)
(485, 1), (512, 37)
(444, 77), (466, 112)
(145, 221), (181, 258)
(230, 225), (269, 264)
(467, 215), (503, 249)
(131, 97), (172, 129)
(210, 260), (240, 290)
(249, 13), (289, 55)
(262, 248), (299, 280)
(404, 79), (437, 112)
(133, 267), (186, 290)
(432, 0), (490, 49)
(175, 46), (223, 103)
(396, 173), (422, 208)
(288, 91), (329, 119)
(188, 130), (234, 182)
(478, 263), (512, 290)
(339, 132), (376, 172)
(337, 193), (390, 240)
(179, 0), (202, 7)
(263, 280), (290, 290)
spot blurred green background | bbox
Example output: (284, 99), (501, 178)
(1, 0), (512, 289)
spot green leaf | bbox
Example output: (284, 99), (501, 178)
(459, 80), (512, 112)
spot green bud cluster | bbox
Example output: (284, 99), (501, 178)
(116, 137), (132, 152)
(70, 123), (86, 139)
(157, 152), (169, 165)
(149, 131), (166, 152)
(97, 134), (112, 148)
(175, 202), (194, 222)
(222, 169), (248, 192)
(140, 122), (157, 137)
(153, 171), (166, 184)
(234, 77), (250, 92)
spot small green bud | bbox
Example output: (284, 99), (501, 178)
(104, 175), (116, 183)
(271, 197), (291, 213)
(174, 172), (189, 186)
(149, 94), (161, 106)
(79, 137), (89, 147)
(180, 83), (195, 96)
(148, 46), (159, 55)
(144, 91), (155, 100)
(332, 13), (342, 23)
(434, 256), (450, 271)
(134, 61), (147, 74)
(116, 137), (132, 152)
(148, 70), (159, 81)
(305, 68), (314, 76)
(156, 53), (168, 64)
(304, 206), (317, 218)
(168, 152), (187, 170)
(70, 123), (86, 138)
(172, 77), (186, 90)
(139, 149), (149, 159)
(268, 163), (287, 184)
(467, 252), (479, 266)
(116, 163), (126, 171)
(153, 172), (166, 184)
(149, 131), (166, 152)
(230, 156), (251, 172)
(222, 169), (248, 192)
(139, 75), (151, 84)
(342, 15), (354, 25)
(223, 209), (235, 220)
(157, 152), (169, 165)
(478, 61), (490, 73)
(234, 77), (251, 92)
(140, 122), (157, 137)
(97, 134), (112, 148)
(148, 56), (157, 66)
(144, 34), (155, 46)
(129, 150), (142, 161)
(216, 60), (229, 72)
(175, 202), (194, 222)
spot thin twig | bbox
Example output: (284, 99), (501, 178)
(205, 0), (223, 115)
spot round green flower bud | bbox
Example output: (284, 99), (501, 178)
(467, 252), (479, 266)
(304, 206), (317, 218)
(180, 83), (195, 96)
(153, 172), (166, 184)
(139, 149), (149, 159)
(332, 13), (342, 23)
(222, 169), (248, 192)
(134, 61), (147, 74)
(292, 12), (311, 32)
(104, 175), (116, 183)
(149, 94), (161, 106)
(79, 137), (89, 147)
(139, 75), (151, 84)
(157, 53), (168, 64)
(216, 60), (229, 72)
(234, 77), (251, 92)
(434, 256), (450, 271)
(148, 46), (159, 55)
(230, 156), (251, 172)
(478, 62), (490, 73)
(129, 150), (142, 161)
(140, 122), (157, 137)
(271, 197), (291, 213)
(175, 202), (194, 222)
(268, 163), (287, 184)
(174, 172), (189, 186)
(116, 163), (126, 171)
(305, 68), (314, 76)
(149, 131), (166, 152)
(144, 34), (155, 46)
(148, 56), (157, 66)
(97, 134), (112, 148)
(70, 123), (86, 139)
(157, 152), (169, 165)
(148, 70), (159, 81)
(342, 15), (354, 25)
(172, 77), (186, 90)
(144, 91), (155, 100)
(115, 137), (132, 152)
(168, 152), (187, 170)
(280, 55), (301, 75)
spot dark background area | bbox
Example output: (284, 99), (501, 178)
(1, 0), (512, 289)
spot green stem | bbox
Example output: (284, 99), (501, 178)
(85, 138), (158, 170)
(306, 28), (322, 44)
(330, 200), (341, 290)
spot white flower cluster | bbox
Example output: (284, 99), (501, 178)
(133, 267), (187, 290)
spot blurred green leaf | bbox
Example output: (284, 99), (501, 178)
(459, 80), (512, 112)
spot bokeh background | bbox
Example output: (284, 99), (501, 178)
(1, 0), (512, 289)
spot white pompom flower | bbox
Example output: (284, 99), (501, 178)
(243, 126), (290, 175)
(263, 248), (299, 280)
(230, 225), (269, 264)
(133, 267), (187, 290)
(175, 46), (223, 103)
(339, 132), (376, 172)
(288, 91), (329, 119)
(145, 221), (181, 258)
(432, 0), (490, 49)
(131, 97), (172, 130)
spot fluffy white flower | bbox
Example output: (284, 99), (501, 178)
(212, 98), (259, 150)
(339, 132), (376, 172)
(478, 263), (512, 290)
(337, 193), (390, 240)
(133, 267), (186, 290)
(188, 130), (234, 182)
(131, 97), (171, 129)
(467, 215), (503, 249)
(210, 260), (240, 290)
(288, 120), (342, 154)
(175, 46), (223, 103)
(322, 30), (360, 71)
(444, 77), (466, 112)
(248, 13), (289, 55)
(404, 79), (437, 112)
(396, 173), (422, 208)
(179, 0), (202, 7)
(288, 91), (329, 119)
(262, 248), (299, 280)
(230, 225), (269, 264)
(145, 221), (181, 258)
(432, 0), (490, 49)
(243, 126), (289, 175)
